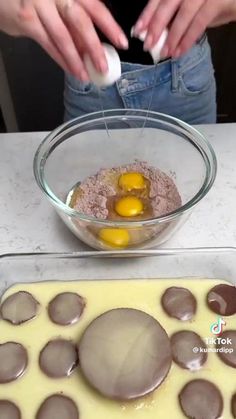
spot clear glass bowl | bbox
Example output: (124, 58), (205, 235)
(33, 109), (217, 250)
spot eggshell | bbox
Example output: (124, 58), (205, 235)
(131, 27), (168, 63)
(84, 43), (121, 87)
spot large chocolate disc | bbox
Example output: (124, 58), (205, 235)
(207, 284), (236, 316)
(161, 287), (197, 321)
(0, 342), (28, 383)
(79, 308), (172, 401)
(36, 395), (79, 419)
(0, 291), (39, 325)
(48, 293), (85, 325)
(216, 330), (236, 368)
(231, 393), (236, 417)
(179, 379), (223, 419)
(39, 339), (78, 378)
(0, 400), (21, 419)
(171, 331), (207, 370)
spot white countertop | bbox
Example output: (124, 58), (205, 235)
(0, 123), (236, 254)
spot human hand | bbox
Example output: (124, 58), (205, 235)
(133, 0), (236, 58)
(0, 0), (128, 81)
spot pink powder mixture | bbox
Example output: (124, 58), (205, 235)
(72, 161), (181, 219)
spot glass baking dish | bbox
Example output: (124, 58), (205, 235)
(0, 247), (236, 295)
(0, 247), (236, 419)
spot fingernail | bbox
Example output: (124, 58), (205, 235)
(174, 47), (181, 58)
(119, 34), (129, 49)
(143, 34), (153, 51)
(134, 20), (143, 35)
(80, 70), (89, 82)
(161, 45), (169, 58)
(99, 58), (108, 74)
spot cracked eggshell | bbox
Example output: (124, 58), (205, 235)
(84, 43), (121, 87)
(131, 27), (168, 63)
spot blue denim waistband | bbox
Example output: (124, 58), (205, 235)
(121, 32), (207, 69)
(117, 33), (209, 95)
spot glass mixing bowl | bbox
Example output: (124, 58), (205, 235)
(34, 109), (217, 250)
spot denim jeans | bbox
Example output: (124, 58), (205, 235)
(64, 34), (216, 124)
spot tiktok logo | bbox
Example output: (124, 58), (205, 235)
(210, 317), (226, 335)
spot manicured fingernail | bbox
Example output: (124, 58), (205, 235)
(80, 70), (89, 82)
(161, 45), (169, 58)
(99, 58), (108, 73)
(173, 47), (181, 58)
(143, 34), (153, 51)
(119, 34), (129, 49)
(134, 20), (143, 35)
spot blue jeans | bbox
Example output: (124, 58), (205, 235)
(64, 34), (216, 124)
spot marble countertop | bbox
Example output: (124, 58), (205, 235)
(0, 123), (235, 254)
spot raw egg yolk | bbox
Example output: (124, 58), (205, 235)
(99, 228), (130, 248)
(118, 172), (145, 192)
(115, 196), (144, 217)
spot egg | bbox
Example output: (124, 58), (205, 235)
(118, 172), (146, 192)
(115, 196), (144, 217)
(84, 43), (121, 87)
(99, 228), (130, 248)
(131, 28), (168, 63)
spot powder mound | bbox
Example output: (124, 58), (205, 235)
(75, 193), (109, 219)
(72, 161), (181, 219)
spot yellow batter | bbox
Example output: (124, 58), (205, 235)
(0, 279), (235, 419)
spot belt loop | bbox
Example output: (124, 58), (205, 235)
(171, 59), (179, 92)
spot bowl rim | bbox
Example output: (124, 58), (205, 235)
(33, 109), (217, 227)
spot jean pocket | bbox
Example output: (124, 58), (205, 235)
(178, 45), (215, 96)
(65, 73), (96, 95)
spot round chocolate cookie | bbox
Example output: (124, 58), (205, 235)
(161, 287), (197, 321)
(79, 308), (172, 401)
(207, 284), (236, 316)
(0, 400), (21, 419)
(36, 395), (79, 419)
(48, 292), (85, 325)
(216, 330), (236, 368)
(179, 379), (223, 419)
(39, 339), (78, 378)
(231, 393), (236, 418)
(171, 331), (207, 370)
(0, 291), (39, 325)
(0, 342), (28, 383)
